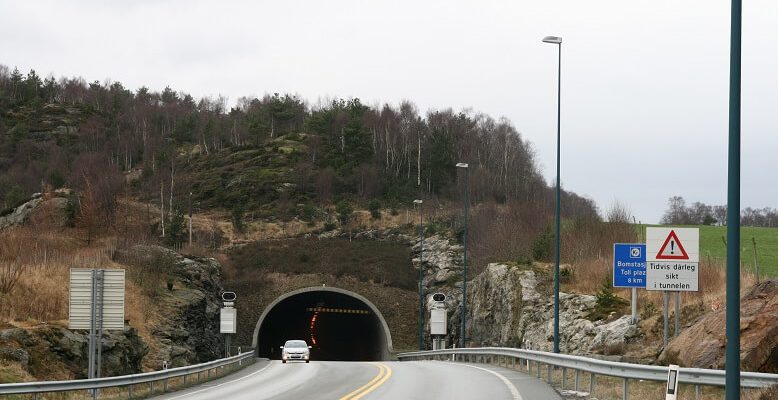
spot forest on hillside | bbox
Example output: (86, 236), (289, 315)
(0, 65), (599, 233)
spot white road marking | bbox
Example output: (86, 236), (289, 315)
(453, 363), (522, 400)
(164, 360), (274, 400)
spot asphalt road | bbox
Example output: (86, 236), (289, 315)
(150, 359), (561, 400)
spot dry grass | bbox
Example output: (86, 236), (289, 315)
(0, 226), (156, 343)
(563, 255), (758, 315)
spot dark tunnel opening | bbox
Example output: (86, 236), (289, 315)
(255, 289), (390, 361)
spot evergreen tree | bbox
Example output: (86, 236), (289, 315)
(427, 127), (454, 194)
(24, 69), (42, 102)
(9, 67), (23, 101)
(166, 207), (186, 246)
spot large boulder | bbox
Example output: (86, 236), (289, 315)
(660, 280), (778, 372)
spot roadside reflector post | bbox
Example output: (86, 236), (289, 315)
(665, 364), (680, 400)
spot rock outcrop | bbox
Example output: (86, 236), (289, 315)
(115, 245), (225, 367)
(660, 280), (778, 372)
(0, 326), (147, 379)
(0, 190), (71, 230)
(0, 194), (44, 228)
(457, 263), (639, 355)
(413, 234), (464, 286)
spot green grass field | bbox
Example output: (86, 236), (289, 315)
(643, 225), (778, 278)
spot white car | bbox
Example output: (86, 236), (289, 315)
(280, 340), (312, 363)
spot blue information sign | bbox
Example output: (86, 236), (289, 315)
(613, 243), (646, 288)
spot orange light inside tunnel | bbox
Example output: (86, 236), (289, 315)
(310, 312), (318, 345)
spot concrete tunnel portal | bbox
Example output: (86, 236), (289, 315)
(252, 287), (393, 361)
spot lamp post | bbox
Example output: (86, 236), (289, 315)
(414, 199), (425, 350)
(542, 35), (562, 354)
(725, 1), (741, 398)
(455, 162), (469, 348)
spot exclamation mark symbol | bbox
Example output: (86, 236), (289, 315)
(670, 241), (675, 254)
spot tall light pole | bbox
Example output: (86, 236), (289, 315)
(456, 162), (469, 348)
(413, 199), (425, 350)
(725, 0), (741, 398)
(542, 35), (562, 354)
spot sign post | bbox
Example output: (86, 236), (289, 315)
(646, 228), (699, 346)
(69, 269), (125, 400)
(613, 244), (646, 324)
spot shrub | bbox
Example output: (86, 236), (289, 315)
(336, 200), (353, 225)
(49, 170), (66, 188)
(301, 204), (317, 222)
(590, 276), (628, 321)
(641, 301), (657, 319)
(64, 195), (78, 228)
(560, 265), (574, 283)
(165, 207), (186, 246)
(532, 229), (553, 262)
(516, 253), (533, 266)
(3, 186), (24, 211)
(369, 199), (381, 219)
(231, 204), (245, 233)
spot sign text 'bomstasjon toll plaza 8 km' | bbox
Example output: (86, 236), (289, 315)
(613, 243), (646, 288)
(646, 227), (699, 292)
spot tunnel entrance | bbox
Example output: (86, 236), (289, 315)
(252, 287), (393, 361)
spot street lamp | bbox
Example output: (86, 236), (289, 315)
(455, 162), (469, 348)
(413, 199), (425, 350)
(542, 35), (562, 354)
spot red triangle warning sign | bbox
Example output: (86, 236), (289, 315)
(656, 230), (689, 260)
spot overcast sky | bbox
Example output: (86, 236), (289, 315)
(2, 0), (776, 223)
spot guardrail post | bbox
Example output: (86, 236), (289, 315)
(547, 364), (552, 383)
(528, 359), (532, 375)
(512, 357), (516, 369)
(622, 378), (628, 400)
(575, 370), (581, 392)
(536, 362), (541, 378)
(590, 373), (596, 396)
(562, 367), (566, 389)
(164, 378), (168, 392)
(150, 381), (154, 395)
(695, 384), (700, 399)
(184, 374), (187, 385)
(128, 384), (133, 398)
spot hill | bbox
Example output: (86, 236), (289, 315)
(0, 66), (601, 231)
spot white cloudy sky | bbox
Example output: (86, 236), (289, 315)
(2, 0), (776, 223)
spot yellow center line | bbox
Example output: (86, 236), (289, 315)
(350, 363), (392, 400)
(339, 363), (392, 400)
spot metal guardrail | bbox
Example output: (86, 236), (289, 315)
(0, 350), (255, 397)
(397, 347), (778, 399)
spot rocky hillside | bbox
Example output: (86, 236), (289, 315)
(0, 195), (230, 382)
